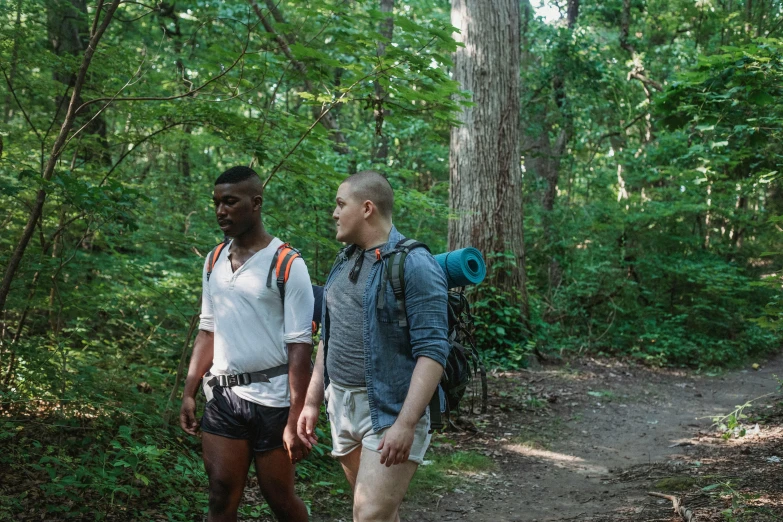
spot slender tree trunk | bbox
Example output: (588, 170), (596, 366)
(3, 0), (23, 123)
(0, 0), (122, 316)
(53, 0), (111, 164)
(450, 0), (528, 324)
(520, 0), (579, 309)
(372, 0), (394, 164)
(179, 125), (193, 178)
(48, 206), (67, 331)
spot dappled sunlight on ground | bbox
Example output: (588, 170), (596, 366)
(503, 443), (609, 475)
(399, 354), (783, 521)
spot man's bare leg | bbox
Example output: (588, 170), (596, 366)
(338, 446), (362, 490)
(346, 446), (418, 522)
(254, 447), (309, 521)
(202, 433), (252, 522)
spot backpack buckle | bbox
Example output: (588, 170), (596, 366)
(226, 374), (239, 387)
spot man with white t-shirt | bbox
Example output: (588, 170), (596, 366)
(180, 166), (313, 522)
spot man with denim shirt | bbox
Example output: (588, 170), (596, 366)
(297, 170), (449, 522)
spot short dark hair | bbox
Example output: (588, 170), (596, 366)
(215, 166), (259, 186)
(343, 170), (394, 219)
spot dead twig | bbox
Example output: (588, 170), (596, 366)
(648, 491), (696, 521)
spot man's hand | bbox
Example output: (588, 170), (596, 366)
(180, 396), (199, 436)
(180, 330), (213, 437)
(297, 404), (320, 449)
(284, 423), (310, 464)
(377, 420), (415, 467)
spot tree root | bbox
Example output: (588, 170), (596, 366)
(648, 492), (696, 521)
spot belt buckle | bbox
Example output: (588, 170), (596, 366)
(227, 374), (239, 387)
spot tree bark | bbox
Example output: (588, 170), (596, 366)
(48, 0), (109, 162)
(0, 0), (122, 316)
(450, 0), (528, 323)
(372, 0), (394, 164)
(3, 0), (23, 123)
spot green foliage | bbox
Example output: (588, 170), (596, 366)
(703, 481), (769, 521)
(657, 39), (783, 338)
(469, 253), (531, 369)
(0, 1), (460, 518)
(1, 0), (783, 517)
(0, 402), (209, 520)
(517, 25), (783, 366)
(0, 396), (341, 520)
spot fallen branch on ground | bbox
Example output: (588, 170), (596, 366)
(648, 491), (696, 521)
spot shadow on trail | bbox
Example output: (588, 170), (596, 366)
(401, 354), (783, 522)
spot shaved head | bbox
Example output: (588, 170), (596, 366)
(215, 166), (263, 197)
(341, 170), (394, 220)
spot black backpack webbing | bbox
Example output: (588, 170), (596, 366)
(382, 239), (429, 327)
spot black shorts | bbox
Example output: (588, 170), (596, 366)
(200, 385), (289, 453)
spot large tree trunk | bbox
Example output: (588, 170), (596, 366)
(449, 0), (528, 323)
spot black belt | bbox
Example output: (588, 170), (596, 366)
(206, 364), (289, 388)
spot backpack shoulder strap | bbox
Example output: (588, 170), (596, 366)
(266, 242), (302, 303)
(206, 240), (229, 282)
(384, 239), (430, 327)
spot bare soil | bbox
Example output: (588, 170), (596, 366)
(396, 354), (783, 522)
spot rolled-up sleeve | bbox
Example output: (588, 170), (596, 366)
(403, 250), (450, 367)
(199, 258), (215, 332)
(282, 257), (315, 345)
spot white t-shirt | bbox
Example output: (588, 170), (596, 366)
(199, 237), (314, 407)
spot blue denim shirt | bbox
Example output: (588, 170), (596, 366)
(321, 226), (450, 432)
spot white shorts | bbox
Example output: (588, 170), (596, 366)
(325, 381), (432, 464)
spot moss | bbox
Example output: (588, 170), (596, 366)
(654, 476), (698, 492)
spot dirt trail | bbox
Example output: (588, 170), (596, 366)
(403, 354), (783, 521)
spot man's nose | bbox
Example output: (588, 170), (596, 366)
(216, 203), (227, 216)
(332, 208), (339, 220)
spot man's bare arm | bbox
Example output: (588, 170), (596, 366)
(284, 342), (313, 462)
(180, 330), (214, 435)
(298, 340), (325, 448)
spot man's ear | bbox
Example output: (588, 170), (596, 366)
(362, 200), (374, 219)
(253, 195), (263, 212)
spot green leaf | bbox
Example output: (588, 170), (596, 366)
(749, 90), (775, 105)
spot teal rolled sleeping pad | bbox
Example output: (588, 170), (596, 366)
(433, 247), (486, 288)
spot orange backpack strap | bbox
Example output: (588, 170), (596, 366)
(206, 240), (229, 282)
(266, 242), (302, 303)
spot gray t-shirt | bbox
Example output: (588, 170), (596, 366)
(326, 247), (379, 387)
